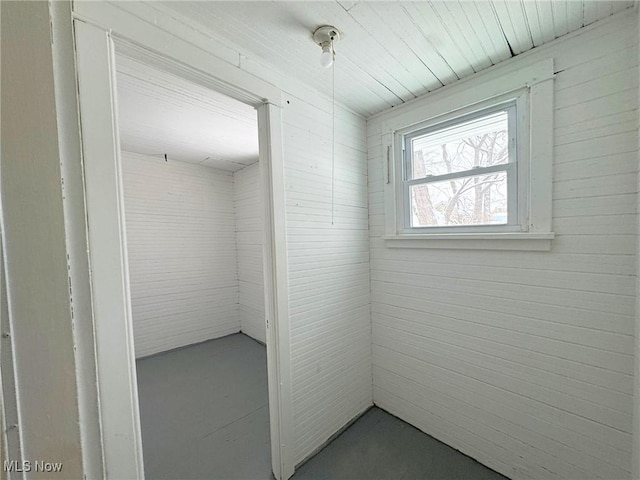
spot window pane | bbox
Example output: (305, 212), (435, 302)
(410, 172), (508, 227)
(411, 110), (510, 180)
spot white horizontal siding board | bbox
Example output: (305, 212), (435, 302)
(283, 97), (372, 465)
(122, 152), (240, 357)
(555, 119), (638, 149)
(369, 243), (635, 275)
(554, 46), (638, 91)
(551, 234), (635, 255)
(553, 214), (637, 235)
(368, 11), (638, 480)
(372, 348), (632, 472)
(372, 311), (633, 397)
(370, 262), (635, 319)
(370, 279), (634, 353)
(369, 266), (635, 324)
(234, 163), (266, 344)
(372, 257), (635, 296)
(554, 193), (637, 218)
(372, 387), (525, 479)
(555, 66), (638, 110)
(373, 365), (628, 480)
(373, 321), (633, 414)
(553, 172), (638, 200)
(369, 293), (633, 374)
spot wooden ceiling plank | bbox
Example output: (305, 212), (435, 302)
(116, 59), (257, 126)
(307, 1), (421, 103)
(565, 1), (584, 33)
(371, 3), (458, 86)
(161, 1), (397, 115)
(520, 1), (544, 48)
(505, 1), (535, 53)
(595, 1), (615, 19)
(489, 1), (524, 54)
(142, 1), (633, 119)
(428, 1), (494, 71)
(459, 1), (512, 64)
(533, 0), (557, 43)
(260, 1), (397, 113)
(405, 1), (476, 78)
(612, 1), (636, 14)
(346, 2), (443, 92)
(582, 0), (597, 26)
(115, 54), (261, 171)
(247, 0), (398, 109)
(551, 0), (569, 37)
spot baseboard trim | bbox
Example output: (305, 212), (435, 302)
(135, 330), (243, 360)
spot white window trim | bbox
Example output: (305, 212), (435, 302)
(381, 58), (555, 251)
(399, 94), (522, 234)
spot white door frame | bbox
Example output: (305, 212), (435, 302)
(72, 9), (294, 480)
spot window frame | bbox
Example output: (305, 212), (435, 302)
(379, 58), (555, 251)
(400, 97), (522, 234)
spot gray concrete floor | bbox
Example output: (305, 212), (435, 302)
(292, 407), (508, 480)
(137, 333), (507, 480)
(136, 333), (271, 480)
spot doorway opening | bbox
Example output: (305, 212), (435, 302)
(113, 53), (271, 478)
(73, 17), (294, 478)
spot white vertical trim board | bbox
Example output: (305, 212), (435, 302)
(122, 152), (241, 358)
(0, 236), (21, 479)
(257, 103), (294, 480)
(73, 20), (145, 479)
(634, 9), (640, 480)
(368, 11), (638, 480)
(50, 3), (104, 475)
(1, 2), (84, 476)
(234, 163), (266, 344)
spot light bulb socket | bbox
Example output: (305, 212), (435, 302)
(320, 47), (333, 68)
(313, 26), (340, 67)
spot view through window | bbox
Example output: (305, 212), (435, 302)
(404, 105), (515, 229)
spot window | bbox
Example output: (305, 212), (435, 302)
(380, 58), (555, 250)
(402, 103), (517, 232)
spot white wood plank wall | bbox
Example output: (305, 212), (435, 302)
(234, 163), (266, 344)
(282, 96), (372, 464)
(367, 12), (638, 480)
(122, 152), (240, 357)
(112, 1), (372, 468)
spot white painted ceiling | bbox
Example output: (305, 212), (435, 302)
(116, 55), (259, 171)
(157, 0), (636, 117)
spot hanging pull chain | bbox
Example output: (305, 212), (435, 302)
(331, 41), (336, 226)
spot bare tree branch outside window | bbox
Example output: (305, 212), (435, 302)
(409, 114), (510, 227)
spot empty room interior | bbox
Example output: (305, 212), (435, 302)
(1, 1), (640, 480)
(114, 54), (270, 478)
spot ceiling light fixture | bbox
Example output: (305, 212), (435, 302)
(313, 26), (340, 69)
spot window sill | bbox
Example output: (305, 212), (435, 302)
(382, 232), (555, 251)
